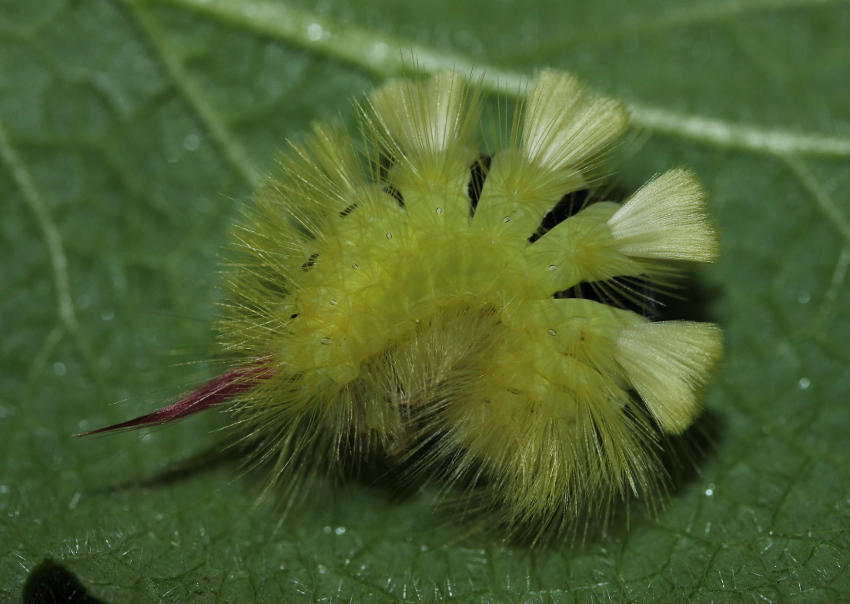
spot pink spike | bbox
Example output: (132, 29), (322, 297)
(78, 362), (273, 436)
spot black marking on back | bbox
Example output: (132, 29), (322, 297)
(385, 184), (405, 207)
(301, 252), (320, 271)
(378, 153), (406, 208)
(467, 155), (492, 216)
(529, 188), (593, 243)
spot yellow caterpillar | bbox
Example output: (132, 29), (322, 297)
(87, 69), (723, 538)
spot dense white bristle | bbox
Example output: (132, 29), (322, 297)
(615, 322), (723, 433)
(371, 69), (469, 155)
(608, 168), (719, 262)
(522, 70), (628, 172)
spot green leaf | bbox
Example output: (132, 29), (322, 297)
(3, 0), (850, 601)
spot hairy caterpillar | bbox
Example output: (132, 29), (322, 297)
(85, 69), (722, 538)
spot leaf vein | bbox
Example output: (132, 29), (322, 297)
(154, 0), (850, 159)
(782, 155), (850, 245)
(0, 120), (80, 336)
(121, 0), (261, 187)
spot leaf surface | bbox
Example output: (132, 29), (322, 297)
(2, 0), (850, 601)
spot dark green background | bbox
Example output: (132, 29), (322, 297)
(2, 0), (849, 601)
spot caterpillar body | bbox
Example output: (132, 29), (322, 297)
(86, 70), (723, 538)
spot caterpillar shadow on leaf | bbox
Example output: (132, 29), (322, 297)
(81, 69), (724, 543)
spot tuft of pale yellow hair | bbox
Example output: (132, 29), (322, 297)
(522, 70), (628, 171)
(608, 168), (719, 262)
(370, 69), (471, 157)
(616, 322), (723, 433)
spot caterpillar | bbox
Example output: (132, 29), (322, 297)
(85, 69), (723, 538)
